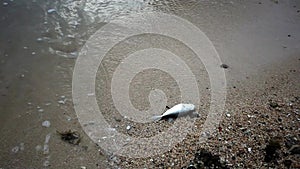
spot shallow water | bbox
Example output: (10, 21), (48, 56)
(0, 0), (300, 168)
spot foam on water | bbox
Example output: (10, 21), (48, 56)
(43, 0), (154, 58)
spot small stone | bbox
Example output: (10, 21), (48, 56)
(43, 160), (50, 167)
(31, 52), (36, 55)
(126, 125), (131, 130)
(3, 2), (8, 6)
(58, 100), (65, 104)
(19, 143), (24, 151)
(269, 102), (279, 108)
(247, 114), (254, 118)
(35, 145), (42, 151)
(36, 38), (43, 42)
(114, 116), (121, 122)
(66, 116), (72, 121)
(247, 147), (252, 152)
(45, 133), (51, 144)
(47, 8), (56, 14)
(38, 109), (44, 112)
(45, 102), (51, 106)
(225, 112), (231, 117)
(42, 120), (51, 128)
(43, 144), (49, 154)
(187, 164), (196, 169)
(11, 146), (19, 153)
(81, 166), (86, 169)
(220, 64), (229, 69)
(67, 34), (75, 38)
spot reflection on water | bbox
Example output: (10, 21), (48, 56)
(41, 0), (201, 58)
(42, 0), (154, 58)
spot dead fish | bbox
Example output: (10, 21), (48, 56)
(152, 103), (198, 121)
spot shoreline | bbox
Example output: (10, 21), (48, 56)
(0, 0), (300, 168)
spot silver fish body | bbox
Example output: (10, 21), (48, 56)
(152, 103), (197, 121)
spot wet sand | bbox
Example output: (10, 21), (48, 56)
(0, 0), (300, 168)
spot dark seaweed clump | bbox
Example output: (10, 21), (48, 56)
(57, 130), (81, 145)
(184, 149), (229, 169)
(264, 138), (281, 163)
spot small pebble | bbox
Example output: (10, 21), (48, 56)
(126, 125), (131, 130)
(47, 8), (56, 14)
(32, 52), (36, 55)
(220, 64), (229, 69)
(36, 38), (43, 42)
(35, 145), (42, 151)
(114, 116), (121, 122)
(43, 144), (49, 154)
(42, 120), (51, 128)
(43, 160), (50, 167)
(66, 116), (72, 121)
(3, 2), (8, 6)
(11, 146), (19, 153)
(45, 102), (51, 106)
(19, 143), (24, 151)
(38, 109), (44, 112)
(45, 133), (51, 144)
(269, 102), (279, 108)
(67, 34), (75, 38)
(187, 165), (196, 169)
(226, 112), (231, 117)
(58, 100), (65, 104)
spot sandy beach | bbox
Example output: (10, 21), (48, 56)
(0, 0), (299, 168)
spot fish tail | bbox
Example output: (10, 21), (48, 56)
(151, 115), (163, 121)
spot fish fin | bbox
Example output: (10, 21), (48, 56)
(190, 111), (200, 118)
(151, 115), (163, 121)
